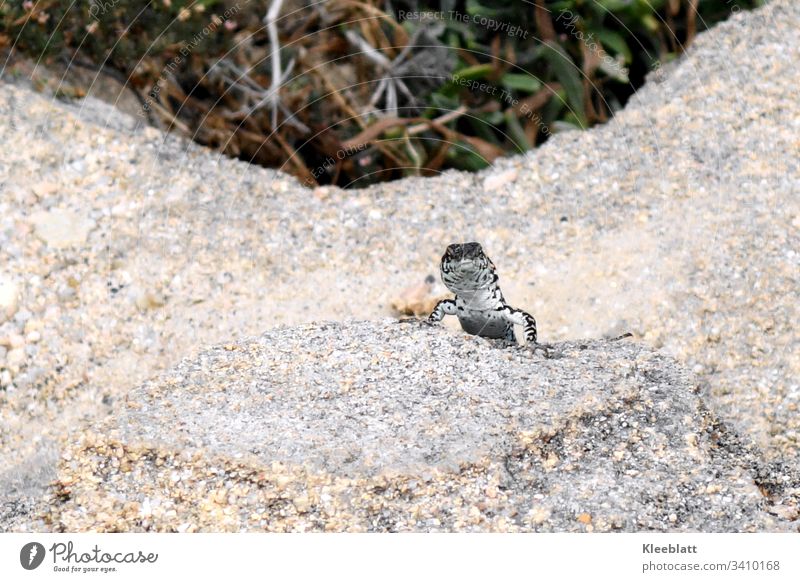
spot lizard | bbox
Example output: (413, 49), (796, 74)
(425, 242), (538, 345)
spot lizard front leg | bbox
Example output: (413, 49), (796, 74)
(427, 298), (457, 323)
(500, 306), (538, 344)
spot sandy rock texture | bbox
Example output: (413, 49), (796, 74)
(0, 0), (798, 531)
(45, 322), (797, 532)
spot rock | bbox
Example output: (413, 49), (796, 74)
(483, 168), (518, 191)
(1, 0), (799, 534)
(389, 275), (448, 317)
(30, 209), (95, 249)
(133, 289), (166, 311)
(6, 348), (25, 367)
(13, 309), (31, 325)
(45, 321), (797, 532)
(0, 333), (25, 349)
(32, 182), (59, 199)
(0, 276), (19, 322)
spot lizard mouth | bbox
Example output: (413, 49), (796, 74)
(442, 257), (480, 273)
(451, 255), (486, 268)
(441, 259), (487, 292)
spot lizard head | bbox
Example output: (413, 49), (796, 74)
(440, 242), (495, 291)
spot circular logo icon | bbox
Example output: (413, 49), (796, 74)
(20, 542), (46, 570)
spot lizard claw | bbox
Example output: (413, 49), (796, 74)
(398, 317), (436, 327)
(526, 342), (556, 358)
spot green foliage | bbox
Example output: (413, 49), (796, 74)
(416, 0), (764, 144)
(0, 0), (765, 187)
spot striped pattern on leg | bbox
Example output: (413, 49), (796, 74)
(427, 299), (457, 323)
(501, 307), (538, 344)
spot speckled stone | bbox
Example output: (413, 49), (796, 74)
(44, 322), (798, 532)
(0, 276), (19, 324)
(1, 0), (798, 532)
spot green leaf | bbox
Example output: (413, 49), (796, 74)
(504, 110), (531, 152)
(594, 30), (632, 63)
(452, 63), (493, 81)
(466, 0), (503, 18)
(447, 141), (490, 172)
(596, 0), (633, 11)
(501, 73), (542, 93)
(482, 111), (504, 125)
(641, 14), (661, 33)
(541, 88), (567, 124)
(637, 0), (666, 11)
(540, 41), (587, 128)
(429, 92), (460, 112)
(469, 116), (498, 144)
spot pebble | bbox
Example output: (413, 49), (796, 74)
(13, 309), (31, 324)
(6, 348), (25, 367)
(483, 168), (518, 191)
(30, 209), (95, 249)
(1, 334), (25, 349)
(133, 290), (166, 311)
(0, 276), (19, 322)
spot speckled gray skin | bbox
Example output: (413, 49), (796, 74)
(45, 322), (798, 532)
(1, 0), (799, 531)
